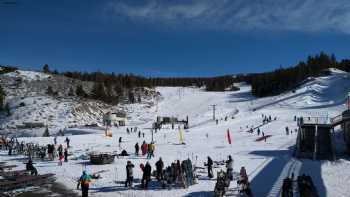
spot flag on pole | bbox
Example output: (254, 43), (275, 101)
(227, 129), (232, 144)
(179, 129), (185, 144)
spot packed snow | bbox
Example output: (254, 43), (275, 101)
(1, 68), (350, 197)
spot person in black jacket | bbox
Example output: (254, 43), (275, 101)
(135, 143), (139, 156)
(142, 162), (152, 189)
(26, 159), (38, 175)
(207, 156), (213, 178)
(125, 161), (135, 188)
(155, 157), (164, 181)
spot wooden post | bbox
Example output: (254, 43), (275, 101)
(313, 125), (318, 160)
(330, 127), (337, 161)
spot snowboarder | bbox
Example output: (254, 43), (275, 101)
(226, 155), (234, 180)
(125, 161), (134, 188)
(207, 156), (213, 178)
(77, 170), (92, 197)
(26, 159), (38, 176)
(142, 162), (152, 189)
(135, 143), (139, 156)
(65, 137), (70, 148)
(155, 157), (164, 181)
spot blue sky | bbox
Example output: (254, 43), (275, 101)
(1, 0), (350, 77)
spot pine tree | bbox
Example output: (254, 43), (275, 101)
(43, 64), (50, 73)
(91, 83), (107, 100)
(43, 126), (50, 137)
(128, 90), (135, 103)
(76, 85), (87, 98)
(0, 85), (5, 110)
(68, 87), (75, 96)
(137, 94), (141, 103)
(4, 103), (10, 116)
(47, 86), (54, 95)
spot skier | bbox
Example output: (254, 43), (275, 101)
(142, 132), (145, 138)
(207, 156), (213, 178)
(54, 136), (57, 145)
(64, 148), (68, 162)
(119, 137), (122, 147)
(226, 155), (234, 180)
(286, 126), (289, 135)
(257, 128), (260, 136)
(125, 161), (135, 188)
(77, 170), (92, 197)
(138, 131), (141, 138)
(58, 149), (64, 166)
(26, 159), (38, 175)
(155, 157), (164, 181)
(142, 162), (152, 189)
(262, 132), (266, 142)
(135, 143), (139, 156)
(65, 137), (70, 148)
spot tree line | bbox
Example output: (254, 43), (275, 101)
(2, 52), (350, 106)
(248, 52), (350, 97)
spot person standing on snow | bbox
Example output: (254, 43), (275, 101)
(125, 161), (135, 188)
(65, 137), (70, 148)
(135, 143), (139, 156)
(226, 155), (234, 180)
(155, 157), (164, 181)
(207, 156), (213, 178)
(240, 166), (248, 183)
(142, 162), (152, 189)
(77, 170), (92, 197)
(64, 148), (68, 162)
(141, 141), (148, 156)
(54, 136), (57, 145)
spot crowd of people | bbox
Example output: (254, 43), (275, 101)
(124, 157), (195, 190)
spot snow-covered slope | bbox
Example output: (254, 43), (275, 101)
(1, 68), (350, 197)
(250, 68), (350, 112)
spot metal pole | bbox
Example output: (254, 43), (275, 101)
(210, 105), (216, 120)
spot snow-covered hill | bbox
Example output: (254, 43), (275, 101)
(0, 69), (157, 136)
(1, 68), (350, 197)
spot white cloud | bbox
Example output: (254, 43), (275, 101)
(105, 0), (350, 33)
